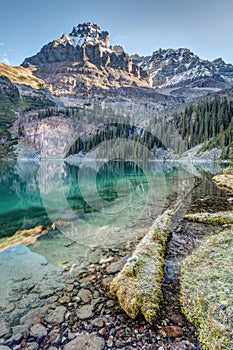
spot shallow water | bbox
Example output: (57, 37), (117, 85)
(0, 159), (223, 342)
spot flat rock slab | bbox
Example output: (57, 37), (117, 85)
(64, 333), (105, 350)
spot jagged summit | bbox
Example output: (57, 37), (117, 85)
(55, 23), (111, 50)
(22, 22), (151, 94)
(67, 23), (110, 48)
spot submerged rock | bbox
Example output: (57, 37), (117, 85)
(64, 333), (105, 350)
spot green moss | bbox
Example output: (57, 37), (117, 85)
(110, 209), (173, 324)
(180, 229), (233, 350)
(222, 167), (233, 175)
(184, 211), (233, 225)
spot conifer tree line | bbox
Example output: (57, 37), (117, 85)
(172, 95), (233, 158)
(68, 123), (164, 157)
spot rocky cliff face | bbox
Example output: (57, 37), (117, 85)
(13, 112), (79, 158)
(132, 48), (233, 90)
(22, 23), (151, 95)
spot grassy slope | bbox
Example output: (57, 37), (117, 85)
(0, 77), (54, 158)
(0, 63), (47, 89)
(180, 229), (233, 350)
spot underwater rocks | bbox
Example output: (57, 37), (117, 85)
(0, 241), (200, 349)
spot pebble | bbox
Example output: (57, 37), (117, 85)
(49, 329), (61, 344)
(40, 290), (55, 299)
(46, 305), (66, 324)
(77, 289), (92, 303)
(26, 342), (39, 350)
(64, 333), (105, 350)
(58, 296), (70, 304)
(106, 261), (123, 275)
(30, 324), (47, 340)
(76, 305), (94, 320)
(161, 325), (184, 337)
(4, 304), (15, 313)
(0, 322), (10, 338)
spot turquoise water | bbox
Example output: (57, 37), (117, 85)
(0, 159), (224, 323)
(0, 160), (192, 244)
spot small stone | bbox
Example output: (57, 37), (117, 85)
(58, 296), (70, 304)
(106, 261), (123, 275)
(0, 322), (10, 338)
(91, 318), (104, 328)
(98, 328), (107, 336)
(77, 289), (92, 303)
(46, 305), (66, 324)
(40, 290), (54, 299)
(115, 339), (122, 347)
(64, 333), (105, 350)
(30, 324), (47, 340)
(107, 335), (114, 347)
(66, 284), (74, 292)
(169, 313), (184, 325)
(67, 331), (76, 340)
(74, 296), (81, 303)
(6, 325), (28, 345)
(161, 325), (184, 337)
(49, 329), (61, 344)
(26, 342), (39, 350)
(20, 310), (39, 327)
(4, 304), (15, 313)
(106, 300), (115, 308)
(0, 346), (12, 350)
(76, 305), (94, 320)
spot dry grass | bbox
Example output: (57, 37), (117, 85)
(0, 63), (47, 89)
(180, 229), (233, 350)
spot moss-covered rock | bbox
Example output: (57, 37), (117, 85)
(180, 228), (233, 350)
(184, 211), (233, 225)
(110, 208), (175, 324)
(213, 173), (233, 192)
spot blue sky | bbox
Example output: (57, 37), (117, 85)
(0, 0), (233, 66)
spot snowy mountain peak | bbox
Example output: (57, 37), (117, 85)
(66, 22), (110, 48)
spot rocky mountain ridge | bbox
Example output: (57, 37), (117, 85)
(132, 48), (233, 91)
(0, 22), (232, 103)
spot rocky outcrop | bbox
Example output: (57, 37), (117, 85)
(13, 112), (78, 159)
(213, 173), (233, 191)
(22, 23), (151, 95)
(132, 48), (233, 90)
